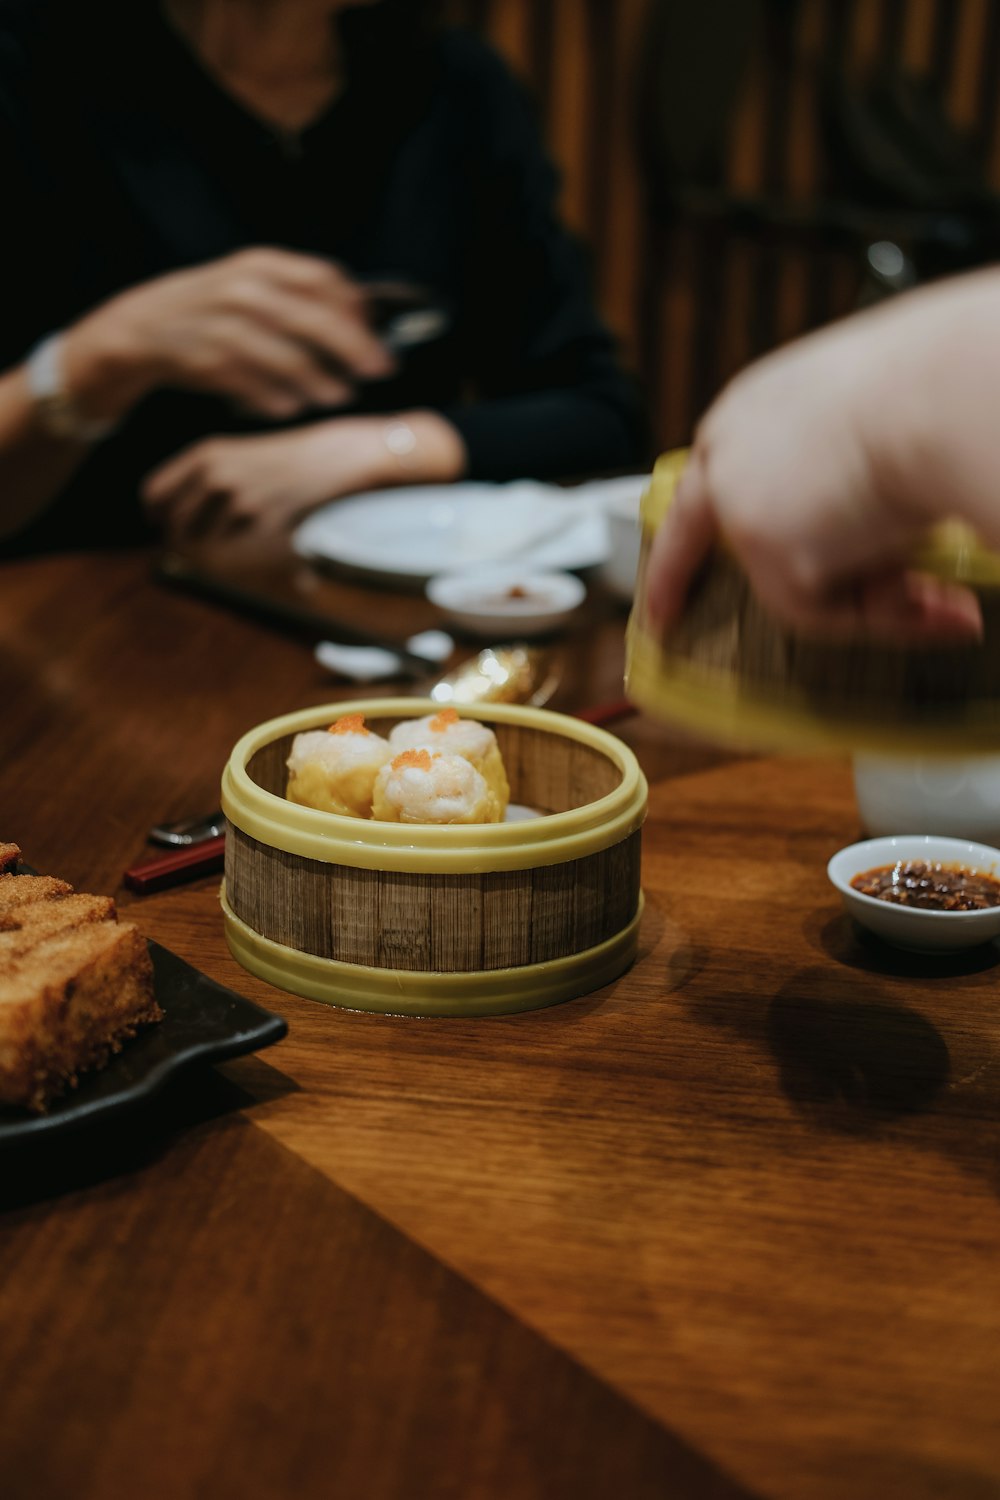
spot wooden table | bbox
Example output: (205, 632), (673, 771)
(2, 546), (1000, 1500)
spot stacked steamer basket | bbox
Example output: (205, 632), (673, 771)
(627, 451), (1000, 756)
(221, 699), (647, 1016)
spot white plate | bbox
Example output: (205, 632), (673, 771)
(292, 482), (610, 584)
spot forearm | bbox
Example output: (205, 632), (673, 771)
(0, 366), (93, 541)
(344, 409), (467, 490)
(140, 406), (469, 540)
(0, 245), (411, 543)
(0, 312), (155, 542)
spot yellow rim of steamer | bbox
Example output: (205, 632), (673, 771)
(221, 884), (643, 1016)
(222, 698), (648, 873)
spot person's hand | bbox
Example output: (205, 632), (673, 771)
(142, 412), (466, 541)
(645, 310), (984, 644)
(142, 420), (387, 540)
(62, 248), (395, 425)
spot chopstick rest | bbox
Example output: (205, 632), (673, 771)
(315, 629), (453, 683)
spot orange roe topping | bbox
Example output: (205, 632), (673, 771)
(392, 748), (436, 772)
(327, 714), (369, 736)
(430, 708), (460, 732)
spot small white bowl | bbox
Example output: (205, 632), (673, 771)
(426, 567), (586, 638)
(827, 834), (1000, 951)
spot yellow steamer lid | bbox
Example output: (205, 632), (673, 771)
(626, 450), (1000, 754)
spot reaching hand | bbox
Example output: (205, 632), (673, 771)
(644, 275), (1000, 645)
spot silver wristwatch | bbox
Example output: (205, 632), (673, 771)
(25, 332), (115, 444)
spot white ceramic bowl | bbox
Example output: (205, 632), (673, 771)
(827, 834), (1000, 951)
(426, 567), (586, 638)
(853, 754), (1000, 844)
(599, 486), (644, 601)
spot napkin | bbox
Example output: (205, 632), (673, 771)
(441, 476), (647, 571)
(315, 630), (453, 683)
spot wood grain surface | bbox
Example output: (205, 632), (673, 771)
(2, 547), (1000, 1500)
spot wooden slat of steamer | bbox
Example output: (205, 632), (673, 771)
(226, 828), (641, 974)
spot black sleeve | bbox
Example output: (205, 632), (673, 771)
(441, 37), (649, 481)
(0, 6), (47, 368)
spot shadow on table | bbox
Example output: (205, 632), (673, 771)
(808, 908), (1000, 980)
(792, 908), (1000, 1194)
(764, 954), (1000, 1201)
(0, 1056), (297, 1213)
(766, 969), (950, 1134)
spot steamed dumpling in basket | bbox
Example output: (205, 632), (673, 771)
(286, 714), (392, 818)
(388, 708), (509, 816)
(372, 749), (502, 824)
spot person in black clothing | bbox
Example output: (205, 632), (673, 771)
(0, 0), (647, 554)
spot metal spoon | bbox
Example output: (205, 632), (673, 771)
(149, 811), (227, 848)
(148, 646), (558, 846)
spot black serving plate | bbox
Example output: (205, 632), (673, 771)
(0, 940), (288, 1144)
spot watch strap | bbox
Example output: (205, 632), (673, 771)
(25, 333), (115, 444)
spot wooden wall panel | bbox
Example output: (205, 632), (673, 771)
(447, 0), (1000, 449)
(591, 0), (646, 344)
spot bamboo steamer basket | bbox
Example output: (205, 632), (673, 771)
(220, 698), (647, 1016)
(626, 450), (1000, 755)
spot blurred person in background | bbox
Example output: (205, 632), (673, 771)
(0, 0), (646, 554)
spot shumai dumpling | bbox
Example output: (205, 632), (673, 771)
(388, 708), (509, 816)
(286, 713), (392, 818)
(371, 749), (502, 824)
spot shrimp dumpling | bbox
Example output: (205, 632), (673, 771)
(388, 708), (509, 815)
(371, 749), (501, 824)
(286, 714), (393, 818)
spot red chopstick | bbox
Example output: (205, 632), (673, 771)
(575, 697), (635, 727)
(123, 833), (226, 894)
